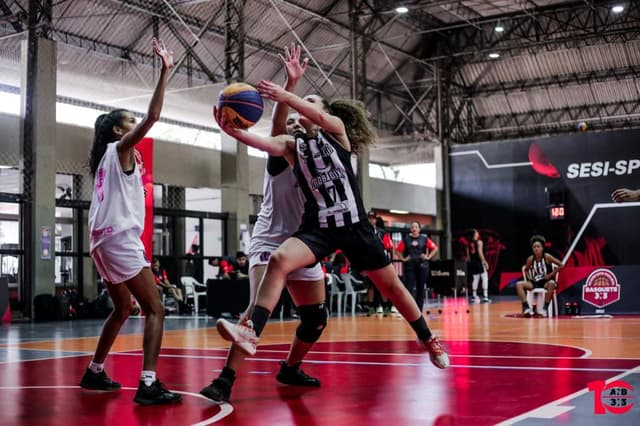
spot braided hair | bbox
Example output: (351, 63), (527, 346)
(88, 109), (129, 176)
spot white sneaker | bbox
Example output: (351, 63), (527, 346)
(481, 297), (492, 304)
(538, 308), (548, 317)
(473, 296), (481, 304)
(375, 306), (384, 314)
(523, 307), (533, 317)
(216, 318), (259, 356)
(390, 306), (399, 314)
(423, 337), (450, 369)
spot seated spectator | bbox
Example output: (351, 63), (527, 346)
(208, 255), (237, 279)
(152, 258), (183, 303)
(234, 251), (249, 278)
(515, 235), (564, 317)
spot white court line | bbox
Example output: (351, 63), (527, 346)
(113, 352), (628, 372)
(450, 150), (532, 169)
(496, 365), (640, 425)
(162, 339), (593, 359)
(0, 385), (234, 425)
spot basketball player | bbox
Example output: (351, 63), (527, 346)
(515, 235), (564, 317)
(80, 38), (181, 406)
(200, 44), (327, 403)
(213, 80), (449, 370)
(467, 229), (490, 304)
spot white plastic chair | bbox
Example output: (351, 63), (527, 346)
(341, 272), (368, 316)
(327, 273), (344, 315)
(180, 276), (207, 315)
(522, 265), (558, 317)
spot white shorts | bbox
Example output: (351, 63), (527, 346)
(91, 231), (150, 284)
(249, 243), (324, 282)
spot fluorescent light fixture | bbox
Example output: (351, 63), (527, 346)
(494, 24), (504, 32)
(488, 52), (500, 59)
(395, 6), (409, 14)
(612, 5), (624, 13)
(389, 209), (409, 215)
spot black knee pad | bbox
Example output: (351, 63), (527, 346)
(296, 303), (328, 343)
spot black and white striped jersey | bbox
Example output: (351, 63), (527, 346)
(293, 130), (366, 228)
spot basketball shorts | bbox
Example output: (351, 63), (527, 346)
(249, 241), (324, 282)
(294, 221), (391, 273)
(91, 230), (150, 284)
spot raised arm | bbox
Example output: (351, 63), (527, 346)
(214, 106), (295, 163)
(117, 38), (173, 155)
(258, 80), (349, 149)
(271, 44), (308, 137)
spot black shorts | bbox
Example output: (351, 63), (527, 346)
(531, 279), (555, 289)
(293, 221), (391, 272)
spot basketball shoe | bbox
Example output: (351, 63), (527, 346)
(423, 337), (450, 369)
(79, 369), (121, 391)
(216, 318), (259, 356)
(200, 376), (233, 403)
(276, 361), (320, 387)
(133, 380), (182, 405)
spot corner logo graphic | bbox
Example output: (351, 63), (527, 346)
(588, 380), (635, 415)
(582, 268), (621, 308)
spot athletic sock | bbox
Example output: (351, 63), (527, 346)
(219, 366), (236, 383)
(140, 370), (156, 386)
(250, 305), (271, 337)
(409, 316), (432, 342)
(88, 361), (104, 374)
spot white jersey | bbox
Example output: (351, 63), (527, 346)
(88, 142), (145, 252)
(249, 157), (304, 255)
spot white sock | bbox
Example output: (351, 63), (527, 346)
(141, 370), (156, 386)
(88, 361), (104, 374)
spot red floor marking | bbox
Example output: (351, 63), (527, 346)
(0, 341), (637, 425)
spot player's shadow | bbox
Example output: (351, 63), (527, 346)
(276, 385), (321, 426)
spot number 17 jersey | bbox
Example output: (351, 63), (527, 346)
(293, 130), (366, 229)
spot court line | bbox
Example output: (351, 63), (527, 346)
(0, 385), (234, 425)
(113, 352), (630, 372)
(496, 365), (640, 425)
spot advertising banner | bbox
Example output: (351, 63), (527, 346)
(450, 129), (640, 314)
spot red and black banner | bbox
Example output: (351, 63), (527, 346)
(450, 129), (640, 314)
(134, 137), (154, 260)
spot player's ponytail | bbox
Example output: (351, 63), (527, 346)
(89, 109), (129, 176)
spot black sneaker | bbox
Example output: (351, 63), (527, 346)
(200, 377), (233, 403)
(133, 380), (182, 406)
(79, 368), (121, 391)
(276, 361), (320, 387)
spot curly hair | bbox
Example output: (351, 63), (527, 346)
(321, 98), (376, 155)
(530, 234), (546, 248)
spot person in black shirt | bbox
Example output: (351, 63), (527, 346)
(467, 229), (490, 304)
(396, 221), (438, 312)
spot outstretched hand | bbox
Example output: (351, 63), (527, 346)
(153, 38), (174, 70)
(258, 80), (288, 102)
(611, 188), (640, 203)
(213, 105), (241, 137)
(280, 43), (308, 82)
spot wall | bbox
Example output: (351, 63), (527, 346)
(0, 112), (437, 215)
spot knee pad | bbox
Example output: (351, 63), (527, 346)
(296, 303), (328, 343)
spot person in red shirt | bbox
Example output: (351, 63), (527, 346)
(151, 258), (183, 303)
(396, 221), (438, 312)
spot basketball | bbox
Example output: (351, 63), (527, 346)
(218, 82), (264, 129)
(577, 121), (588, 131)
